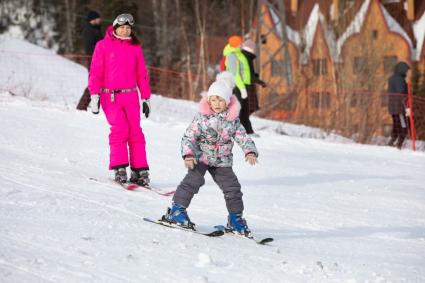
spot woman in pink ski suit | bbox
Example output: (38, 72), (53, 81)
(88, 14), (151, 185)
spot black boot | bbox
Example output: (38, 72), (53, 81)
(387, 137), (396, 147)
(396, 140), (405, 150)
(114, 168), (127, 183)
(130, 169), (150, 186)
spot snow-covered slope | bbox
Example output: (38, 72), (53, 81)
(0, 36), (86, 106)
(0, 36), (424, 282)
(1, 92), (424, 283)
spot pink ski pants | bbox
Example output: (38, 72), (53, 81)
(100, 91), (149, 170)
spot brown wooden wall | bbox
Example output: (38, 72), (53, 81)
(255, 0), (425, 144)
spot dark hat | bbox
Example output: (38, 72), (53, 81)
(394, 61), (410, 77)
(87, 10), (100, 22)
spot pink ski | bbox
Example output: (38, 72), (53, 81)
(89, 177), (175, 196)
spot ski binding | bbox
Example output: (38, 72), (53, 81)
(214, 225), (274, 245)
(143, 217), (224, 237)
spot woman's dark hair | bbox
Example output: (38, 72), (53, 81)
(130, 33), (140, 45)
(113, 24), (140, 45)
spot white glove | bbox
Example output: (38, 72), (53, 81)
(241, 88), (248, 99)
(405, 108), (411, 117)
(184, 156), (197, 170)
(90, 94), (100, 114)
(245, 153), (257, 166)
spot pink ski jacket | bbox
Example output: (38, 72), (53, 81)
(88, 26), (151, 99)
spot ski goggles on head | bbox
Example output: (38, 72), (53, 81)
(113, 13), (134, 27)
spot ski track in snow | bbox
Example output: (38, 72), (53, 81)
(0, 94), (425, 282)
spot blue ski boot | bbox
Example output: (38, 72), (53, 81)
(227, 212), (252, 237)
(162, 202), (195, 230)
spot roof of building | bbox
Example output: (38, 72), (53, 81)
(415, 0), (425, 21)
(382, 1), (416, 47)
(413, 10), (425, 60)
(261, 0), (423, 62)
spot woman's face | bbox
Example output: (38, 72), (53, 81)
(116, 25), (132, 37)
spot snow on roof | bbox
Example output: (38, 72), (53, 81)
(336, 0), (415, 61)
(336, 0), (371, 60)
(380, 2), (414, 60)
(268, 4), (338, 64)
(265, 0), (419, 64)
(413, 10), (425, 60)
(299, 4), (338, 64)
(299, 4), (320, 63)
(321, 21), (339, 63)
(268, 4), (301, 46)
(286, 25), (301, 47)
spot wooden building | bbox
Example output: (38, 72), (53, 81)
(254, 0), (425, 143)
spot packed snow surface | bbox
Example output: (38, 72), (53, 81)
(0, 93), (424, 283)
(0, 36), (424, 283)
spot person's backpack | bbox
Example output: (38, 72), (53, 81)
(219, 56), (226, 71)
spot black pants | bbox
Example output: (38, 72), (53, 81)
(76, 58), (92, 111)
(389, 114), (408, 148)
(173, 163), (244, 213)
(233, 87), (254, 134)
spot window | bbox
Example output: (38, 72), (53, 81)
(312, 59), (327, 76)
(271, 60), (284, 77)
(322, 92), (331, 108)
(383, 56), (397, 75)
(350, 93), (358, 108)
(353, 57), (367, 74)
(260, 34), (267, 44)
(372, 30), (378, 39)
(311, 92), (320, 108)
(353, 124), (359, 133)
(310, 92), (331, 109)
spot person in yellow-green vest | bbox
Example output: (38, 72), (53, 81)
(223, 35), (254, 135)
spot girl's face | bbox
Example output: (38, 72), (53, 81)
(116, 25), (132, 37)
(208, 96), (227, 113)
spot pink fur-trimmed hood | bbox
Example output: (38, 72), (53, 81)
(198, 92), (241, 121)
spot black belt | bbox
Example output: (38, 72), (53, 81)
(100, 87), (137, 102)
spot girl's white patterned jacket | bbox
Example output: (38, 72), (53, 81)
(181, 94), (258, 167)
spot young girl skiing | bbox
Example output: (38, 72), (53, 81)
(88, 14), (151, 185)
(162, 71), (258, 237)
